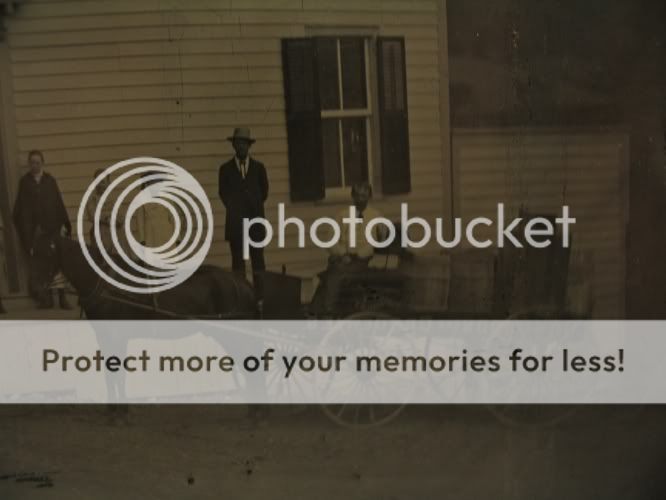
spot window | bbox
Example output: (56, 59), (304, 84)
(282, 36), (411, 202)
(317, 37), (371, 191)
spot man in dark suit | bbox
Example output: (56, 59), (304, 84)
(13, 149), (72, 309)
(218, 128), (269, 300)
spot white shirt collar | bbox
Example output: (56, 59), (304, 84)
(235, 155), (250, 169)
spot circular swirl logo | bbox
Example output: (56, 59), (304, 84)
(76, 157), (213, 294)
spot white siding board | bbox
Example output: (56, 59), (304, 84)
(15, 97), (285, 121)
(9, 11), (435, 38)
(14, 67), (284, 91)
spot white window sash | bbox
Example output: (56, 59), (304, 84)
(320, 37), (374, 193)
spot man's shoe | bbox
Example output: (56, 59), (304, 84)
(0, 301), (6, 314)
(58, 290), (73, 310)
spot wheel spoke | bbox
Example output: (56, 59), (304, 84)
(335, 404), (347, 418)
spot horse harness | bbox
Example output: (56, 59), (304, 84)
(78, 269), (253, 320)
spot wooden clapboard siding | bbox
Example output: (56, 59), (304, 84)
(452, 129), (628, 319)
(4, 0), (444, 279)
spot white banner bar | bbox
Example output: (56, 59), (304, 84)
(0, 320), (662, 404)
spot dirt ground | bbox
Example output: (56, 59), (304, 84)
(1, 405), (665, 500)
(2, 306), (664, 499)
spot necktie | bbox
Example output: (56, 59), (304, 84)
(240, 161), (246, 178)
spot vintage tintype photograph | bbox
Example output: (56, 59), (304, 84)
(0, 0), (664, 498)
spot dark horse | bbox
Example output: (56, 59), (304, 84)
(51, 236), (257, 321)
(36, 235), (260, 406)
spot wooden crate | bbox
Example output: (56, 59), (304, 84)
(401, 254), (450, 312)
(447, 249), (497, 314)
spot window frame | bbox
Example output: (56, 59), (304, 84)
(306, 28), (382, 201)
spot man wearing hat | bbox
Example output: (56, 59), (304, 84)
(219, 128), (269, 301)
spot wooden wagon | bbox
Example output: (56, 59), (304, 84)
(260, 233), (595, 428)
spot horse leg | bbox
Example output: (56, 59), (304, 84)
(94, 323), (129, 423)
(211, 276), (268, 418)
(232, 336), (269, 420)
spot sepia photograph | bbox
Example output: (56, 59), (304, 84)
(0, 0), (664, 498)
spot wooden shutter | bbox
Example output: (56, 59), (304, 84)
(281, 38), (325, 202)
(377, 37), (411, 195)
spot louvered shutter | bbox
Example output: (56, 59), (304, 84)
(377, 37), (411, 195)
(281, 38), (325, 202)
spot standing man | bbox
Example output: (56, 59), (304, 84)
(13, 150), (72, 309)
(218, 128), (269, 301)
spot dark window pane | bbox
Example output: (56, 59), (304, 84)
(342, 117), (368, 186)
(340, 38), (367, 109)
(322, 119), (342, 188)
(316, 38), (340, 110)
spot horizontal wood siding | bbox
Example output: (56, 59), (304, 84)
(5, 0), (444, 278)
(452, 129), (629, 318)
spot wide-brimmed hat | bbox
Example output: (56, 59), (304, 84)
(227, 127), (256, 144)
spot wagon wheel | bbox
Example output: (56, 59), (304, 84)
(321, 402), (405, 429)
(424, 333), (472, 402)
(319, 311), (408, 429)
(604, 405), (646, 424)
(487, 404), (577, 428)
(265, 339), (313, 416)
(485, 312), (578, 428)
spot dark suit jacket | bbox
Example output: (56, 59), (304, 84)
(218, 157), (269, 241)
(13, 172), (71, 252)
